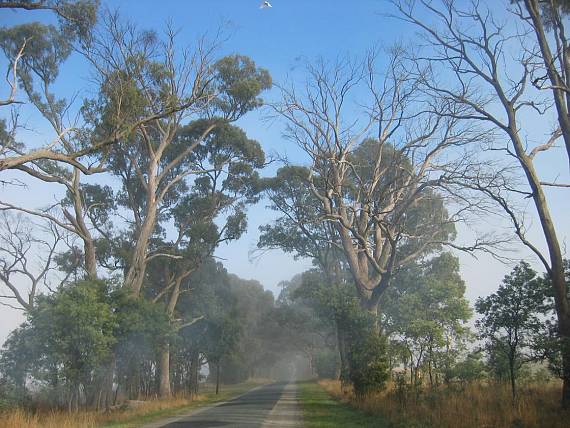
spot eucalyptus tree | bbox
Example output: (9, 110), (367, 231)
(143, 122), (266, 397)
(0, 3), (212, 174)
(0, 0), (98, 110)
(272, 276), (334, 377)
(259, 121), (464, 393)
(259, 165), (356, 381)
(86, 15), (271, 297)
(0, 1), (100, 280)
(0, 5), (196, 285)
(171, 261), (275, 393)
(393, 0), (570, 406)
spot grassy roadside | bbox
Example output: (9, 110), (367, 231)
(297, 381), (387, 428)
(317, 379), (570, 428)
(0, 382), (261, 428)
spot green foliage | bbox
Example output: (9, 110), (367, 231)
(169, 260), (280, 386)
(0, 22), (71, 114)
(55, 0), (99, 42)
(0, 1), (98, 113)
(219, 354), (250, 384)
(212, 55), (272, 120)
(476, 262), (550, 398)
(0, 280), (173, 405)
(448, 351), (487, 383)
(383, 253), (472, 384)
(1, 280), (116, 403)
(259, 165), (338, 265)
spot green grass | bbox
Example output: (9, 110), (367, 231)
(297, 381), (388, 428)
(97, 383), (259, 428)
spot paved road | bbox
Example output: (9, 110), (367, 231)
(142, 382), (303, 428)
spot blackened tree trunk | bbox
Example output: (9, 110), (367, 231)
(215, 361), (221, 395)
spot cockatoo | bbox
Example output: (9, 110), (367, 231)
(260, 1), (272, 9)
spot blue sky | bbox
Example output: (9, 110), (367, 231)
(1, 0), (569, 340)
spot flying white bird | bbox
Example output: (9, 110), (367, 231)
(260, 1), (272, 9)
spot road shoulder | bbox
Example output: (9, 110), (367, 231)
(261, 382), (303, 427)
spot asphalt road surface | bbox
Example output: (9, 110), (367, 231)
(141, 382), (303, 428)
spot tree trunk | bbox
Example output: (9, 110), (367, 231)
(159, 344), (171, 398)
(124, 171), (159, 296)
(215, 361), (221, 395)
(83, 237), (98, 280)
(68, 168), (98, 280)
(336, 322), (350, 387)
(509, 353), (516, 404)
(189, 352), (200, 398)
(158, 277), (182, 399)
(559, 314), (570, 407)
(524, 0), (570, 168)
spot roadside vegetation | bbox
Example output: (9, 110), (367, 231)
(317, 379), (568, 428)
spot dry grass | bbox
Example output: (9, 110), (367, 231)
(0, 382), (259, 428)
(0, 408), (97, 428)
(0, 397), (196, 428)
(319, 379), (570, 428)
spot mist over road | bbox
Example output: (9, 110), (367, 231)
(142, 382), (303, 428)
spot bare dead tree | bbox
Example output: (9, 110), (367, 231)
(392, 0), (570, 407)
(0, 166), (111, 280)
(0, 211), (62, 310)
(272, 49), (490, 320)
